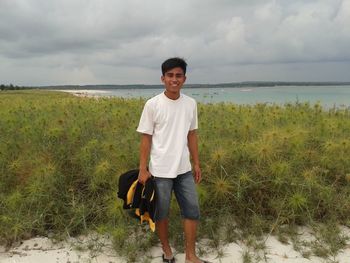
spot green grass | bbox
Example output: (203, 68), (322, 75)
(1, 90), (350, 261)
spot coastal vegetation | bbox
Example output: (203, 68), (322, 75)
(0, 90), (349, 261)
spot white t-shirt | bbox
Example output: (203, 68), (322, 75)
(137, 92), (198, 178)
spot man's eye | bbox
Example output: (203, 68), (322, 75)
(165, 73), (184, 78)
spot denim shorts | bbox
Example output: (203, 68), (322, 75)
(153, 170), (200, 221)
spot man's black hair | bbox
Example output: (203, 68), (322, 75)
(161, 57), (187, 76)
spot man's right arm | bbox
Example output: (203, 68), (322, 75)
(138, 133), (152, 184)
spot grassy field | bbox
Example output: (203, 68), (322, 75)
(0, 90), (349, 261)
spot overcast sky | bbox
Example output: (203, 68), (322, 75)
(1, 0), (350, 85)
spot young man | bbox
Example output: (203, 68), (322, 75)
(137, 58), (209, 263)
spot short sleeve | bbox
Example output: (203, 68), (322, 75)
(189, 101), (198, 130)
(136, 100), (154, 135)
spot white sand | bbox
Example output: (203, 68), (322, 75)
(52, 89), (108, 98)
(54, 90), (109, 94)
(1, 227), (349, 263)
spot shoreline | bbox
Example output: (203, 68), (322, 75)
(54, 89), (350, 109)
(54, 89), (106, 98)
(1, 226), (349, 263)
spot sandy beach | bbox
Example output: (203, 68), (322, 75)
(1, 226), (349, 263)
(54, 90), (109, 98)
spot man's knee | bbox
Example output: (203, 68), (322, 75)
(179, 196), (200, 220)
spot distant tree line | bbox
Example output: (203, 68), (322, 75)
(0, 84), (29, 90)
(39, 81), (350, 90)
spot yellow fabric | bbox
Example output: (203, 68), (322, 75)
(126, 180), (138, 206)
(140, 212), (155, 232)
(125, 179), (156, 232)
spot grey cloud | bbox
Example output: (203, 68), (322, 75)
(0, 0), (349, 85)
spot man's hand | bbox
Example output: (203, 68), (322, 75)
(138, 169), (151, 185)
(193, 164), (202, 184)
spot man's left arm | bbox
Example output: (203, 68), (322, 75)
(188, 129), (201, 184)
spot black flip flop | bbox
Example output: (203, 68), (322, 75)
(185, 260), (211, 263)
(162, 254), (175, 263)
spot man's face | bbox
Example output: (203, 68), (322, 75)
(161, 67), (186, 95)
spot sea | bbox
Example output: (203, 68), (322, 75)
(59, 85), (350, 108)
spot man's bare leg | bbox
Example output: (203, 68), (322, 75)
(156, 219), (173, 258)
(184, 219), (202, 263)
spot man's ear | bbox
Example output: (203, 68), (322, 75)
(161, 75), (165, 83)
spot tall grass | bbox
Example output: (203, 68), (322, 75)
(0, 90), (143, 245)
(1, 90), (349, 259)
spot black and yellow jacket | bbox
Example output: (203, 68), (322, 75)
(117, 169), (156, 231)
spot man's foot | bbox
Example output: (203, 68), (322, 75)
(161, 244), (173, 262)
(185, 258), (211, 263)
(162, 254), (175, 263)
